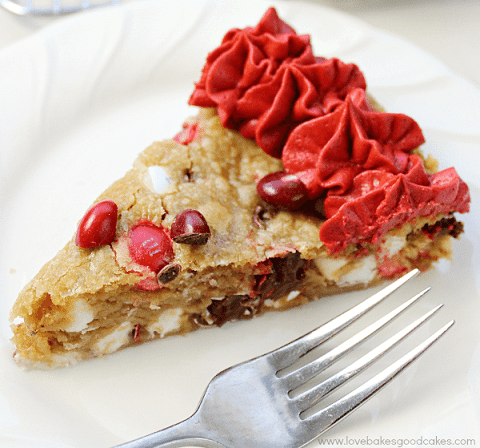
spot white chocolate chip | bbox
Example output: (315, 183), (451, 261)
(94, 322), (133, 355)
(64, 299), (95, 333)
(315, 255), (377, 286)
(314, 256), (349, 282)
(147, 308), (183, 338)
(286, 290), (300, 301)
(338, 255), (377, 286)
(147, 165), (172, 194)
(381, 234), (407, 256)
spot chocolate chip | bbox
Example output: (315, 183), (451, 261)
(253, 204), (273, 228)
(413, 216), (464, 241)
(254, 252), (308, 302)
(157, 263), (181, 284)
(193, 295), (260, 328)
(183, 168), (195, 182)
(191, 252), (308, 329)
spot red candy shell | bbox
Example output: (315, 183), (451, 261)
(128, 223), (174, 272)
(256, 171), (308, 210)
(75, 200), (118, 248)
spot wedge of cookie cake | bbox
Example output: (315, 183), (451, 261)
(9, 8), (469, 368)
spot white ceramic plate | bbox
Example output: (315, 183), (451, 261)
(1, 0), (479, 446)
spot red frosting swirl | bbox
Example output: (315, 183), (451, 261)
(280, 88), (470, 252)
(282, 88), (426, 199)
(189, 8), (470, 253)
(319, 160), (470, 252)
(189, 7), (366, 158)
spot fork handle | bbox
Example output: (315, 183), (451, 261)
(112, 414), (225, 448)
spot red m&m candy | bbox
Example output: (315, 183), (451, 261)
(75, 200), (118, 248)
(128, 223), (174, 272)
(256, 171), (308, 210)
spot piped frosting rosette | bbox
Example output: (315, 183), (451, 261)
(282, 88), (426, 199)
(189, 7), (470, 252)
(319, 163), (470, 252)
(189, 7), (366, 158)
(282, 88), (470, 252)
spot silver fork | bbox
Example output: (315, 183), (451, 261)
(113, 269), (453, 448)
(0, 0), (119, 15)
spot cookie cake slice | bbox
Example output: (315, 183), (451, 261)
(9, 8), (470, 368)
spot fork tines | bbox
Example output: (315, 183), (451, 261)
(305, 319), (453, 435)
(272, 268), (454, 436)
(110, 268), (454, 448)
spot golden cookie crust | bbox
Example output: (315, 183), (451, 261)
(9, 108), (462, 369)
